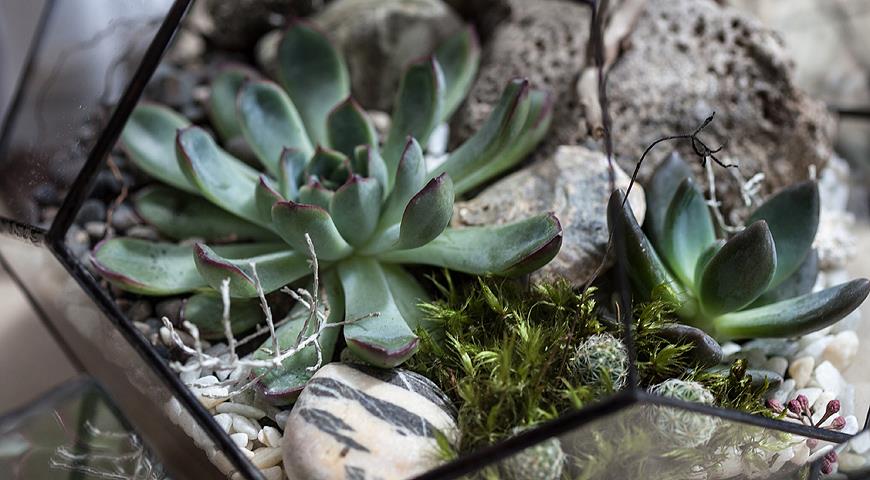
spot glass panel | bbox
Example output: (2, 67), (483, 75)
(0, 378), (167, 479)
(0, 0), (173, 228)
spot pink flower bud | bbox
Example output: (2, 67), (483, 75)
(827, 399), (841, 415)
(831, 416), (846, 430)
(806, 438), (818, 449)
(767, 399), (784, 412)
(787, 399), (802, 415)
(796, 394), (809, 410)
(821, 459), (833, 474)
(825, 450), (838, 464)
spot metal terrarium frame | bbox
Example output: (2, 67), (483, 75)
(0, 0), (865, 479)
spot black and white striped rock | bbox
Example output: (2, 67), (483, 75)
(282, 363), (458, 480)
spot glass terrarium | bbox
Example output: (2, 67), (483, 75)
(2, 0), (869, 479)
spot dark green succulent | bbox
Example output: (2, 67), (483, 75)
(91, 23), (561, 402)
(609, 153), (869, 341)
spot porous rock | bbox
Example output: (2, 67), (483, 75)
(282, 363), (458, 480)
(313, 0), (463, 111)
(454, 145), (645, 286)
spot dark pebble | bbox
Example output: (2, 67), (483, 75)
(84, 221), (107, 240)
(91, 170), (123, 199)
(33, 184), (60, 206)
(111, 204), (141, 231)
(125, 300), (154, 323)
(156, 298), (184, 321)
(75, 199), (107, 224)
(658, 323), (724, 367)
(126, 225), (159, 241)
(747, 369), (783, 388)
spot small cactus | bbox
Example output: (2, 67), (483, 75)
(647, 379), (717, 448)
(500, 432), (565, 480)
(569, 333), (628, 392)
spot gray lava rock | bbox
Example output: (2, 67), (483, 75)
(455, 145), (645, 286)
(282, 363), (458, 480)
(199, 0), (319, 50)
(313, 0), (463, 111)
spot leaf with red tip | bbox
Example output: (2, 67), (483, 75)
(193, 243), (310, 297)
(298, 178), (334, 210)
(326, 98), (377, 157)
(255, 175), (285, 223)
(271, 201), (352, 261)
(329, 175), (382, 246)
(379, 138), (426, 226)
(397, 174), (454, 249)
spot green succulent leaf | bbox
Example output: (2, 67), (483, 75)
(255, 176), (285, 223)
(661, 178), (715, 286)
(182, 293), (262, 340)
(326, 97), (377, 157)
(698, 221), (777, 317)
(453, 88), (552, 195)
(254, 273), (344, 404)
(175, 126), (267, 226)
(352, 145), (389, 199)
(134, 185), (277, 242)
(748, 181), (820, 288)
(193, 243), (310, 297)
(279, 148), (307, 200)
(644, 152), (694, 246)
(383, 57), (445, 182)
(379, 213), (562, 277)
(607, 190), (682, 306)
(305, 146), (350, 190)
(329, 175), (383, 247)
(237, 80), (313, 176)
(434, 26), (480, 121)
(298, 178), (334, 210)
(276, 21), (350, 145)
(91, 239), (280, 296)
(751, 249), (819, 307)
(693, 239), (725, 289)
(714, 279), (870, 340)
(339, 257), (419, 368)
(120, 104), (196, 193)
(380, 137), (427, 226)
(397, 173), (454, 249)
(432, 79), (530, 190)
(208, 66), (259, 143)
(380, 264), (435, 335)
(271, 201), (352, 261)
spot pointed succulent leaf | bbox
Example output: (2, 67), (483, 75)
(748, 181), (820, 288)
(698, 221), (777, 317)
(329, 175), (382, 246)
(397, 174), (454, 249)
(453, 88), (552, 194)
(237, 80), (313, 176)
(693, 239), (725, 289)
(182, 293), (262, 340)
(379, 213), (562, 277)
(305, 146), (351, 189)
(255, 175), (285, 223)
(254, 273), (343, 404)
(383, 58), (444, 181)
(644, 152), (694, 246)
(326, 97), (377, 157)
(352, 145), (389, 199)
(278, 148), (307, 200)
(90, 239), (279, 296)
(434, 26), (480, 122)
(276, 21), (350, 145)
(298, 178), (334, 210)
(379, 138), (427, 227)
(339, 257), (419, 368)
(380, 264), (435, 335)
(714, 279), (870, 340)
(176, 126), (267, 226)
(193, 243), (311, 297)
(607, 190), (683, 305)
(208, 65), (259, 143)
(751, 249), (819, 307)
(432, 79), (530, 187)
(120, 104), (196, 193)
(134, 185), (277, 242)
(661, 178), (715, 286)
(271, 201), (352, 261)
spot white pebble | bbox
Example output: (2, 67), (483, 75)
(822, 331), (859, 370)
(771, 379), (795, 404)
(770, 447), (794, 472)
(214, 413), (233, 433)
(788, 356), (814, 389)
(275, 410), (290, 428)
(194, 375), (219, 387)
(721, 342), (742, 357)
(796, 335), (833, 362)
(196, 390), (228, 410)
(790, 442), (810, 465)
(791, 387), (822, 407)
(844, 415), (860, 435)
(230, 432), (248, 448)
(261, 466), (284, 480)
(764, 356), (789, 377)
(216, 402), (266, 419)
(814, 361), (845, 396)
(850, 431), (870, 454)
(811, 391), (837, 424)
(258, 426), (283, 448)
(159, 326), (173, 345)
(180, 368), (202, 385)
(807, 444), (834, 463)
(231, 414), (261, 440)
(839, 452), (867, 470)
(241, 448), (255, 459)
(251, 447), (283, 469)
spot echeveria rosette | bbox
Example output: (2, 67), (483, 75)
(608, 153), (870, 341)
(91, 23), (560, 403)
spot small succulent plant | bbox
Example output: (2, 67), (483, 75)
(647, 379), (717, 448)
(609, 153), (870, 341)
(500, 429), (565, 480)
(91, 23), (560, 402)
(569, 333), (628, 392)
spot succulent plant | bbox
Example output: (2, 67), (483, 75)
(647, 379), (717, 448)
(91, 23), (560, 402)
(500, 429), (565, 480)
(608, 153), (870, 341)
(569, 333), (628, 392)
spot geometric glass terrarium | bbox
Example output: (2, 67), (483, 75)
(2, 0), (869, 479)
